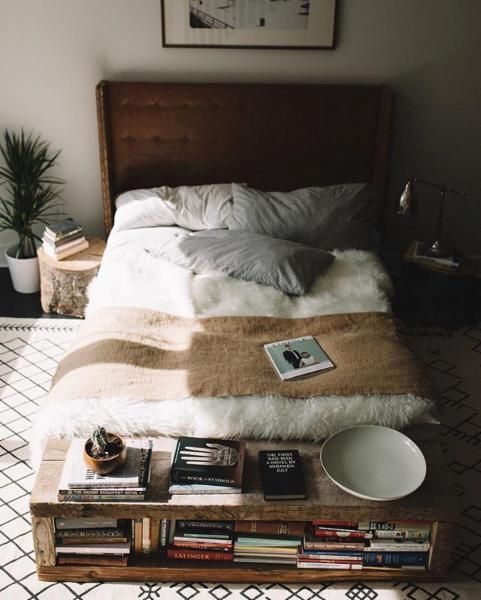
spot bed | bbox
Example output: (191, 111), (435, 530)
(31, 81), (437, 465)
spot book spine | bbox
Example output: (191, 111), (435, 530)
(177, 520), (234, 532)
(167, 547), (234, 561)
(297, 561), (362, 569)
(43, 236), (86, 252)
(363, 551), (428, 567)
(235, 521), (305, 536)
(358, 521), (432, 531)
(315, 529), (371, 540)
(367, 542), (430, 552)
(57, 555), (128, 566)
(172, 540), (232, 551)
(149, 519), (161, 553)
(43, 231), (84, 246)
(60, 488), (145, 495)
(171, 471), (236, 486)
(44, 226), (83, 241)
(312, 520), (358, 529)
(299, 553), (363, 561)
(374, 529), (430, 540)
(160, 519), (169, 551)
(134, 519), (143, 554)
(304, 541), (365, 551)
(58, 537), (128, 545)
(55, 518), (117, 530)
(58, 494), (145, 502)
(142, 517), (150, 554)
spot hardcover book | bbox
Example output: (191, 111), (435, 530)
(45, 217), (82, 239)
(167, 547), (234, 561)
(57, 554), (128, 567)
(264, 336), (335, 380)
(55, 517), (118, 530)
(177, 520), (234, 532)
(363, 551), (428, 568)
(170, 437), (246, 488)
(234, 520), (305, 536)
(55, 541), (131, 555)
(258, 449), (306, 500)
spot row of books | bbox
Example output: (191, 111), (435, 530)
(52, 518), (432, 569)
(42, 217), (89, 260)
(297, 519), (431, 570)
(54, 517), (130, 566)
(164, 519), (432, 570)
(58, 439), (153, 502)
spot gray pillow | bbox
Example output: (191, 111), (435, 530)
(227, 183), (380, 251)
(149, 229), (335, 296)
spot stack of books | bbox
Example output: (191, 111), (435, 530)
(54, 517), (130, 566)
(409, 241), (461, 272)
(167, 520), (234, 562)
(58, 438), (153, 502)
(168, 436), (246, 495)
(298, 521), (367, 570)
(361, 520), (431, 569)
(297, 520), (431, 570)
(234, 520), (304, 565)
(42, 217), (89, 260)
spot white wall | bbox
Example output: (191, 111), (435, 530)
(1, 0), (480, 262)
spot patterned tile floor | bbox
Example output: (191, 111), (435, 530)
(0, 317), (480, 599)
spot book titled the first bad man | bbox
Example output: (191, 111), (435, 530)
(258, 450), (306, 501)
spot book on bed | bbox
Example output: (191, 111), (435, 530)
(264, 336), (335, 380)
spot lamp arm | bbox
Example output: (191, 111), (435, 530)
(413, 177), (466, 198)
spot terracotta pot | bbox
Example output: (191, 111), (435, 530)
(83, 433), (127, 475)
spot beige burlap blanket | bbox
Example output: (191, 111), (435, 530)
(48, 307), (431, 403)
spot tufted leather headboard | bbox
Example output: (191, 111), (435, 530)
(96, 81), (393, 235)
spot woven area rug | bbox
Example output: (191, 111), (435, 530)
(0, 317), (480, 600)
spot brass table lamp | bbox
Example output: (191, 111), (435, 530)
(397, 177), (466, 258)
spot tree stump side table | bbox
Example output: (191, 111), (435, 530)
(37, 238), (106, 318)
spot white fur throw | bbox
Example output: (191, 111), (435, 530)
(31, 230), (434, 468)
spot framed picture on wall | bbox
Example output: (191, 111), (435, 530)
(161, 1), (337, 50)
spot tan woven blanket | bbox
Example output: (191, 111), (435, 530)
(49, 307), (431, 402)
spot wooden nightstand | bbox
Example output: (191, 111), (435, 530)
(37, 238), (106, 318)
(393, 242), (479, 328)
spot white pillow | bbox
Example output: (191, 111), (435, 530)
(114, 183), (233, 232)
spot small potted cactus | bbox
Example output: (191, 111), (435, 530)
(83, 426), (127, 475)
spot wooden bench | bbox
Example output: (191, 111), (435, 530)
(30, 437), (459, 583)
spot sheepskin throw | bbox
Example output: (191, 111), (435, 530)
(49, 307), (431, 403)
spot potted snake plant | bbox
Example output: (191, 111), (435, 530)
(84, 426), (127, 475)
(0, 129), (64, 293)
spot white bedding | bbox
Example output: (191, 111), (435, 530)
(30, 223), (437, 468)
(86, 226), (393, 318)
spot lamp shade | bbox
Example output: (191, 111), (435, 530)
(397, 180), (418, 215)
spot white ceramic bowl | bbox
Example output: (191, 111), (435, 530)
(320, 425), (427, 501)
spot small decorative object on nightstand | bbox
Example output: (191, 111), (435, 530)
(393, 241), (479, 328)
(37, 237), (106, 317)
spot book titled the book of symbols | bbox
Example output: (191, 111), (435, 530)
(264, 336), (335, 380)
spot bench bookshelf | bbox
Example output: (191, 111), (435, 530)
(30, 437), (458, 583)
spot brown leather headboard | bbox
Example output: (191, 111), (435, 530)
(97, 81), (393, 235)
